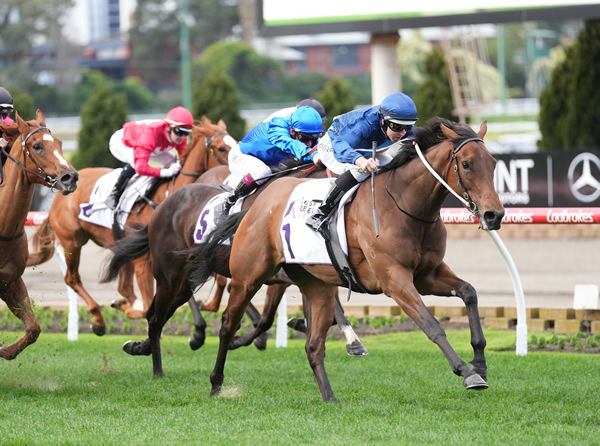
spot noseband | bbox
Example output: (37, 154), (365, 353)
(1, 126), (60, 188)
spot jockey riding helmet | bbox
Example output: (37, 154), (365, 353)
(379, 92), (417, 125)
(165, 106), (194, 132)
(296, 98), (326, 120)
(291, 106), (324, 135)
(0, 87), (14, 117)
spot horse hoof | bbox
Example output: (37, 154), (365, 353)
(253, 333), (267, 351)
(122, 341), (137, 355)
(464, 374), (488, 390)
(91, 324), (106, 336)
(188, 333), (205, 351)
(210, 385), (222, 397)
(346, 341), (368, 356)
(287, 317), (307, 333)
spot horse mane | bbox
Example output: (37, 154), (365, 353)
(379, 117), (478, 174)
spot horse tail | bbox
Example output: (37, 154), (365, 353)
(186, 210), (248, 290)
(101, 225), (150, 283)
(26, 218), (55, 267)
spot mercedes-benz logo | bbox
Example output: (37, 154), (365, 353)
(568, 152), (600, 202)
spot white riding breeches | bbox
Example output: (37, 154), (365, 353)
(228, 142), (272, 185)
(317, 132), (403, 182)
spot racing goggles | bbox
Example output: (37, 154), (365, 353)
(385, 120), (412, 133)
(171, 126), (192, 136)
(0, 106), (13, 117)
(295, 131), (323, 145)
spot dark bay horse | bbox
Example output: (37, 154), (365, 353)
(0, 110), (78, 359)
(187, 118), (504, 402)
(26, 117), (231, 336)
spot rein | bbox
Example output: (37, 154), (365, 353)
(414, 137), (484, 219)
(385, 137), (484, 224)
(0, 126), (59, 187)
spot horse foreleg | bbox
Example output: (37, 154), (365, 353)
(61, 244), (106, 335)
(417, 262), (487, 381)
(112, 263), (146, 319)
(186, 297), (206, 351)
(393, 276), (487, 390)
(333, 292), (368, 356)
(0, 281), (41, 360)
(200, 274), (227, 312)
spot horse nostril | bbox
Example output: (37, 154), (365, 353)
(483, 210), (504, 229)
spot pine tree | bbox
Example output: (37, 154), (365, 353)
(191, 70), (246, 141)
(414, 46), (455, 124)
(538, 19), (600, 151)
(71, 83), (127, 169)
(315, 77), (356, 131)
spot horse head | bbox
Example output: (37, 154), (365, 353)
(440, 121), (504, 230)
(14, 109), (78, 194)
(184, 116), (234, 172)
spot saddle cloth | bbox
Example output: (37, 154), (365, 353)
(192, 178), (357, 265)
(78, 169), (153, 229)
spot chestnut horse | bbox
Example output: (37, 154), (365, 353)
(186, 118), (504, 402)
(0, 110), (78, 359)
(26, 117), (232, 336)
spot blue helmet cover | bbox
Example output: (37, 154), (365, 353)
(291, 106), (324, 134)
(379, 92), (417, 125)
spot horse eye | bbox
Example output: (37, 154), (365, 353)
(461, 160), (471, 170)
(32, 142), (43, 152)
(218, 147), (227, 154)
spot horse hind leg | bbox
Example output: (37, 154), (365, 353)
(333, 292), (368, 356)
(112, 263), (146, 319)
(0, 282), (41, 360)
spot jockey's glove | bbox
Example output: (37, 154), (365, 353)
(159, 160), (182, 177)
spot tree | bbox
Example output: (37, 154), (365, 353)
(128, 0), (239, 90)
(0, 0), (76, 90)
(192, 41), (286, 105)
(7, 86), (35, 120)
(538, 19), (600, 151)
(71, 83), (127, 169)
(315, 77), (356, 130)
(414, 46), (455, 123)
(192, 69), (246, 140)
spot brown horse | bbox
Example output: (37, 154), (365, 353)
(26, 116), (231, 336)
(0, 110), (78, 360)
(186, 118), (504, 402)
(193, 165), (368, 356)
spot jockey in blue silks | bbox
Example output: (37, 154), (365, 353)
(219, 105), (324, 219)
(306, 92), (418, 234)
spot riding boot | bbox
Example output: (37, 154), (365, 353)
(306, 170), (358, 234)
(216, 176), (256, 223)
(106, 164), (136, 210)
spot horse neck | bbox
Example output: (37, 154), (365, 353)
(0, 140), (35, 236)
(385, 141), (453, 220)
(176, 134), (210, 187)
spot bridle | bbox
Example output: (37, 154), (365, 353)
(0, 125), (59, 241)
(385, 136), (484, 223)
(441, 137), (483, 215)
(179, 129), (229, 178)
(0, 126), (60, 187)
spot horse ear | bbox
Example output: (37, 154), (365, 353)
(440, 123), (459, 139)
(35, 109), (46, 126)
(15, 111), (27, 134)
(218, 119), (227, 130)
(477, 121), (487, 139)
